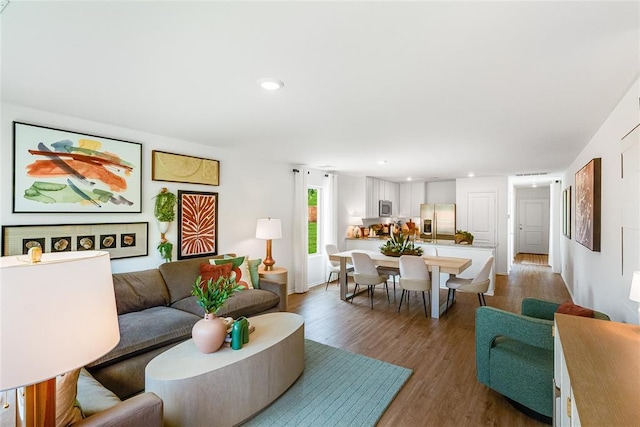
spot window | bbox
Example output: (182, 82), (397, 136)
(308, 188), (318, 254)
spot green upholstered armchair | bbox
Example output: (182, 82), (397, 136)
(475, 298), (609, 420)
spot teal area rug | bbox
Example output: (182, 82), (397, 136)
(242, 339), (412, 426)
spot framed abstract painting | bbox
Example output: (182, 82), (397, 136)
(152, 150), (219, 186)
(177, 190), (218, 260)
(13, 122), (142, 213)
(575, 158), (601, 252)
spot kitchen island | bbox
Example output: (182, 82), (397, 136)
(345, 237), (497, 295)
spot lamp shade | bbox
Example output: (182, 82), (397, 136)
(0, 251), (120, 391)
(630, 271), (640, 302)
(256, 218), (282, 240)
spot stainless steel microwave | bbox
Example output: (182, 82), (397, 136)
(379, 200), (392, 217)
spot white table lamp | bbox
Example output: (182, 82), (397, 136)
(0, 250), (120, 425)
(256, 218), (282, 271)
(629, 271), (640, 322)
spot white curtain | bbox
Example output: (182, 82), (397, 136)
(323, 173), (338, 248)
(292, 168), (309, 293)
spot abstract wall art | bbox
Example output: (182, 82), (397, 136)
(152, 150), (219, 186)
(177, 190), (218, 259)
(13, 122), (142, 213)
(575, 158), (601, 251)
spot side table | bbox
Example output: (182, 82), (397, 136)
(259, 266), (288, 309)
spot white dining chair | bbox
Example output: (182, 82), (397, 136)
(351, 252), (390, 309)
(446, 256), (494, 309)
(325, 244), (353, 290)
(398, 255), (431, 317)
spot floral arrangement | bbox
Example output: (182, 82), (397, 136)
(192, 275), (243, 315)
(380, 231), (424, 257)
(454, 230), (474, 245)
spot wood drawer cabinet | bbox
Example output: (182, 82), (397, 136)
(554, 314), (640, 426)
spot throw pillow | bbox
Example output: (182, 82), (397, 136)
(211, 256), (253, 289)
(555, 301), (595, 318)
(248, 258), (262, 289)
(198, 263), (233, 290)
(56, 369), (83, 426)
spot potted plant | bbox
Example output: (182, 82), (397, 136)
(191, 275), (243, 353)
(379, 231), (424, 257)
(454, 230), (474, 245)
(154, 188), (176, 262)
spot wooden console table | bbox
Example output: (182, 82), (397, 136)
(554, 314), (640, 426)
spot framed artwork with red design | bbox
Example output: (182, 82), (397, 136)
(177, 190), (218, 260)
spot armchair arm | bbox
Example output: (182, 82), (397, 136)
(258, 278), (288, 311)
(475, 306), (554, 385)
(521, 298), (560, 320)
(73, 393), (163, 427)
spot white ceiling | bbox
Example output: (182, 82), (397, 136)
(2, 1), (639, 183)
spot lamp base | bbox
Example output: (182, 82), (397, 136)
(24, 378), (56, 427)
(263, 239), (275, 271)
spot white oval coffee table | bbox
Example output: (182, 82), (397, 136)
(145, 312), (304, 427)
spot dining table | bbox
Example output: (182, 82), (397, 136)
(329, 250), (472, 319)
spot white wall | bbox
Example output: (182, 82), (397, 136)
(336, 174), (366, 250)
(425, 181), (456, 204)
(456, 176), (509, 275)
(562, 77), (640, 323)
(1, 104), (295, 287)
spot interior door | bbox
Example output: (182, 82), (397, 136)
(517, 198), (549, 254)
(467, 192), (496, 245)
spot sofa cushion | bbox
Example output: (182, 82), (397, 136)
(211, 256), (253, 289)
(77, 368), (121, 417)
(159, 255), (231, 304)
(56, 369), (83, 426)
(172, 289), (280, 319)
(199, 262), (233, 288)
(556, 301), (595, 318)
(112, 269), (170, 315)
(248, 258), (262, 289)
(87, 306), (200, 368)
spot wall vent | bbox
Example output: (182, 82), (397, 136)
(515, 172), (548, 177)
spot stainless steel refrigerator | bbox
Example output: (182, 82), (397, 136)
(420, 204), (456, 241)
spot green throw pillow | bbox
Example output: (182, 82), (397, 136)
(248, 258), (262, 289)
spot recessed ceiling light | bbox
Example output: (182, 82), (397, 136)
(468, 172), (475, 178)
(257, 78), (284, 91)
(378, 160), (388, 165)
(532, 183), (538, 188)
(407, 177), (412, 181)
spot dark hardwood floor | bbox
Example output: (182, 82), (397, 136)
(287, 257), (569, 426)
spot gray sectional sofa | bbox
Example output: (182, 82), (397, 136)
(86, 255), (287, 400)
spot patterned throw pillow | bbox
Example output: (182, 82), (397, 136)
(198, 263), (233, 289)
(211, 256), (253, 289)
(247, 258), (262, 289)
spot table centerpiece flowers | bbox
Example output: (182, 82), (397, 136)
(380, 231), (424, 257)
(191, 275), (243, 353)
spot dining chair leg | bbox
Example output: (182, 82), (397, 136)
(370, 286), (374, 309)
(325, 271), (336, 290)
(428, 290), (431, 313)
(421, 291), (428, 318)
(385, 282), (390, 304)
(397, 289), (406, 313)
(477, 293), (483, 306)
(480, 293), (487, 306)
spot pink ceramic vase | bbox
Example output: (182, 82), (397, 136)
(192, 313), (227, 353)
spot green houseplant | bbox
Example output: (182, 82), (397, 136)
(191, 275), (243, 353)
(154, 188), (177, 262)
(380, 231), (424, 257)
(455, 230), (474, 245)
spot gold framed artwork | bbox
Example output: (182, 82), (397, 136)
(152, 150), (219, 186)
(1, 222), (148, 259)
(575, 158), (601, 252)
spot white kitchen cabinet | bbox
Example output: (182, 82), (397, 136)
(399, 182), (425, 218)
(365, 177), (399, 218)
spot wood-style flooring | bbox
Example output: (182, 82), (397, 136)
(287, 255), (568, 426)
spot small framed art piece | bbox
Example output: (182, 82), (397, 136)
(1, 222), (148, 259)
(575, 158), (601, 251)
(562, 186), (571, 239)
(12, 122), (142, 213)
(152, 150), (219, 186)
(177, 190), (218, 259)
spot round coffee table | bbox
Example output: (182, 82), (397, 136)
(145, 312), (304, 427)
